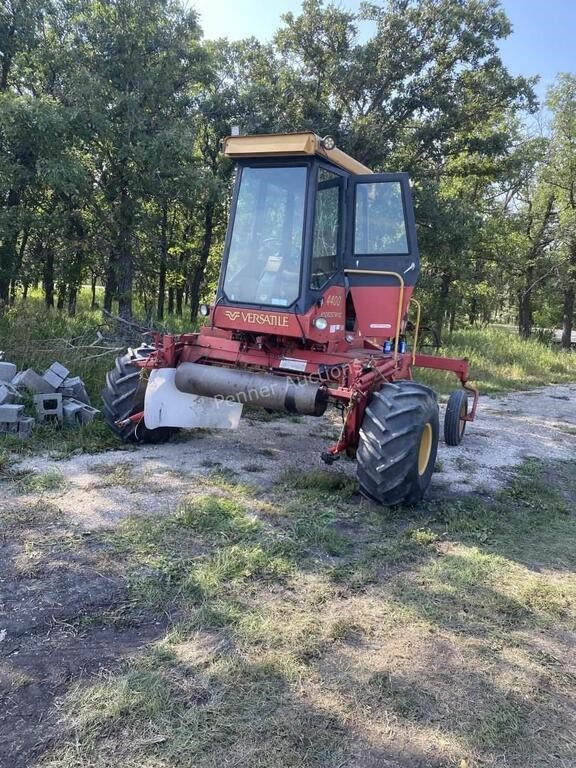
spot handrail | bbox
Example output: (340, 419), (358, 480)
(409, 297), (421, 365)
(344, 269), (405, 359)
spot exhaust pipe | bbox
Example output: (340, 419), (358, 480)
(174, 362), (328, 416)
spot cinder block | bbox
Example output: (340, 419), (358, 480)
(13, 368), (55, 394)
(0, 384), (12, 405)
(43, 370), (65, 389)
(76, 404), (100, 425)
(17, 416), (35, 438)
(62, 397), (85, 425)
(48, 361), (70, 380)
(62, 397), (99, 426)
(33, 393), (63, 423)
(43, 362), (70, 390)
(0, 383), (22, 405)
(0, 403), (25, 422)
(0, 422), (19, 434)
(59, 376), (90, 405)
(7, 383), (22, 400)
(0, 362), (17, 382)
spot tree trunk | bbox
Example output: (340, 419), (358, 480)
(518, 194), (554, 339)
(435, 272), (451, 344)
(468, 299), (477, 326)
(91, 273), (98, 309)
(68, 286), (78, 316)
(57, 282), (67, 311)
(43, 247), (55, 308)
(103, 255), (116, 313)
(175, 286), (183, 316)
(117, 186), (134, 319)
(22, 282), (29, 300)
(561, 242), (576, 349)
(189, 201), (214, 320)
(0, 53), (11, 92)
(518, 266), (533, 339)
(0, 188), (21, 304)
(168, 287), (175, 315)
(468, 258), (483, 325)
(561, 288), (574, 349)
(157, 202), (168, 320)
(7, 229), (29, 306)
(66, 214), (84, 317)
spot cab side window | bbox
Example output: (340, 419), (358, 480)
(310, 169), (342, 289)
(354, 181), (409, 255)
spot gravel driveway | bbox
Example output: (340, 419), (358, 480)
(10, 383), (576, 529)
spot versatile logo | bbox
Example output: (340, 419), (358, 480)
(224, 310), (290, 328)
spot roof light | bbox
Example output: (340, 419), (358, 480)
(321, 135), (336, 151)
(199, 304), (210, 317)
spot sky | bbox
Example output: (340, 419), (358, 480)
(186, 0), (576, 103)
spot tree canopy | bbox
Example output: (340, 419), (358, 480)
(0, 0), (574, 344)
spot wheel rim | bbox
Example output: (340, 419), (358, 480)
(459, 399), (467, 436)
(418, 422), (433, 476)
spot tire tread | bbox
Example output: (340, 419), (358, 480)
(101, 346), (177, 444)
(357, 381), (439, 506)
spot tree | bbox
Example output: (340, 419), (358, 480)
(67, 0), (207, 318)
(545, 75), (576, 348)
(0, 0), (47, 303)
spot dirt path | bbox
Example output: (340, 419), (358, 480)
(9, 383), (576, 530)
(1, 384), (575, 767)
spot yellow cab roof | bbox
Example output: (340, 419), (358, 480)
(222, 131), (372, 176)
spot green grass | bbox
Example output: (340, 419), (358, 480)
(18, 469), (67, 493)
(39, 458), (576, 768)
(277, 468), (357, 498)
(178, 494), (261, 538)
(416, 325), (576, 394)
(0, 419), (124, 458)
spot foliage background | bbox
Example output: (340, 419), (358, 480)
(0, 0), (575, 344)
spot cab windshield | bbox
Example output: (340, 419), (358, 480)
(223, 165), (307, 306)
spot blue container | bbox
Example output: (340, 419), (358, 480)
(398, 340), (407, 354)
(383, 339), (392, 354)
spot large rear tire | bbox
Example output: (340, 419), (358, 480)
(357, 381), (439, 506)
(102, 346), (177, 444)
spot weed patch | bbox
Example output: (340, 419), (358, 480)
(178, 494), (260, 539)
(278, 468), (356, 498)
(18, 469), (67, 494)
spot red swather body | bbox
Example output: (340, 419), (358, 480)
(104, 131), (478, 505)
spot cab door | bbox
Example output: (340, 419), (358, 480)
(345, 173), (419, 339)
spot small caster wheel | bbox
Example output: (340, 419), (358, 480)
(444, 389), (468, 446)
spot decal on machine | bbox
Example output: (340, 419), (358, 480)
(279, 358), (307, 372)
(224, 310), (290, 328)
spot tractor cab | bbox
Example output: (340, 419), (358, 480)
(215, 132), (420, 346)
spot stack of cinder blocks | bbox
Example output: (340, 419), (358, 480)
(0, 361), (34, 437)
(0, 356), (99, 438)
